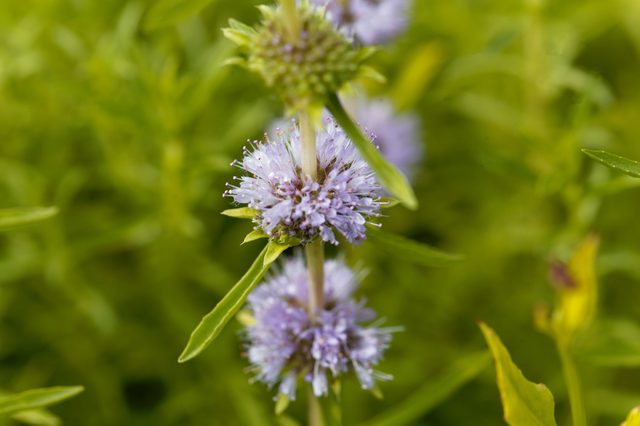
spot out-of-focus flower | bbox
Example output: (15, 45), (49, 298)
(310, 0), (411, 45)
(225, 118), (383, 245)
(244, 255), (394, 399)
(349, 97), (423, 179)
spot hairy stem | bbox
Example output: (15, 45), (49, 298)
(557, 339), (587, 426)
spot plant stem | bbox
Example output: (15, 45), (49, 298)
(557, 339), (587, 426)
(305, 238), (324, 318)
(280, 0), (300, 42)
(299, 111), (317, 179)
(308, 388), (323, 426)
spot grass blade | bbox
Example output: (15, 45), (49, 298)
(0, 386), (84, 416)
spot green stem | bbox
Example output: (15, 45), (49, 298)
(309, 388), (323, 426)
(299, 111), (317, 179)
(557, 339), (587, 426)
(305, 238), (324, 318)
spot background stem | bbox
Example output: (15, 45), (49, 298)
(557, 340), (587, 426)
(308, 389), (322, 426)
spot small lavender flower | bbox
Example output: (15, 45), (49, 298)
(244, 256), (394, 399)
(350, 97), (423, 179)
(225, 118), (383, 245)
(310, 0), (411, 45)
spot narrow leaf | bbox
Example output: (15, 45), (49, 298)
(179, 244), (274, 362)
(480, 323), (557, 426)
(145, 0), (219, 29)
(264, 242), (289, 266)
(221, 207), (259, 219)
(327, 93), (418, 210)
(366, 226), (462, 267)
(582, 149), (640, 178)
(622, 406), (640, 426)
(242, 229), (268, 244)
(0, 386), (84, 416)
(360, 351), (490, 426)
(11, 408), (60, 426)
(0, 207), (58, 232)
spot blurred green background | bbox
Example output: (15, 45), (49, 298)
(2, 0), (640, 424)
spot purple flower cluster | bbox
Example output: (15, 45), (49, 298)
(226, 119), (383, 245)
(310, 0), (411, 45)
(245, 256), (394, 399)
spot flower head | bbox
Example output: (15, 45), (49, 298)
(225, 118), (383, 245)
(310, 0), (411, 45)
(244, 256), (394, 399)
(350, 97), (423, 179)
(223, 3), (375, 109)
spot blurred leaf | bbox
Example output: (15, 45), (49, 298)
(360, 351), (490, 426)
(179, 242), (281, 362)
(0, 387), (84, 416)
(392, 41), (446, 110)
(275, 394), (290, 415)
(0, 207), (58, 232)
(318, 388), (342, 426)
(221, 207), (260, 219)
(553, 235), (599, 339)
(11, 409), (60, 426)
(366, 227), (462, 267)
(145, 0), (219, 30)
(582, 149), (640, 178)
(480, 323), (557, 426)
(579, 319), (640, 367)
(327, 93), (418, 210)
(623, 407), (640, 426)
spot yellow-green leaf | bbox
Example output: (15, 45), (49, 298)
(582, 149), (640, 178)
(242, 229), (268, 244)
(145, 0), (220, 29)
(11, 408), (60, 426)
(264, 241), (289, 266)
(480, 323), (557, 426)
(366, 226), (462, 267)
(622, 406), (640, 426)
(221, 207), (260, 219)
(0, 207), (58, 232)
(0, 386), (84, 416)
(555, 235), (599, 339)
(326, 93), (418, 210)
(178, 243), (278, 363)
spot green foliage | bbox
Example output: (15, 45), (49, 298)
(583, 150), (640, 178)
(0, 387), (84, 417)
(326, 94), (417, 210)
(0, 207), (58, 231)
(480, 323), (557, 426)
(622, 407), (640, 426)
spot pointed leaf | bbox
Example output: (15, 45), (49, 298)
(582, 149), (640, 178)
(242, 229), (268, 244)
(0, 386), (84, 416)
(11, 409), (60, 426)
(179, 244), (275, 362)
(221, 207), (260, 219)
(622, 406), (640, 426)
(360, 351), (490, 426)
(0, 207), (58, 232)
(480, 323), (557, 426)
(366, 227), (462, 267)
(327, 93), (418, 210)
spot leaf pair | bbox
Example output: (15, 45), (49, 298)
(178, 240), (290, 363)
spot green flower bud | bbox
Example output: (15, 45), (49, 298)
(223, 3), (378, 111)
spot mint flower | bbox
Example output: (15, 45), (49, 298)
(244, 255), (394, 399)
(310, 0), (411, 45)
(225, 118), (383, 245)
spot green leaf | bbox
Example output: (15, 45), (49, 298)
(366, 226), (462, 267)
(622, 406), (640, 426)
(264, 242), (289, 266)
(11, 409), (60, 426)
(479, 323), (557, 426)
(359, 351), (490, 426)
(318, 387), (342, 426)
(178, 243), (280, 362)
(242, 229), (268, 244)
(0, 386), (84, 416)
(326, 93), (418, 210)
(275, 394), (290, 415)
(221, 207), (260, 219)
(145, 0), (220, 30)
(0, 207), (58, 232)
(582, 149), (640, 178)
(579, 319), (640, 367)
